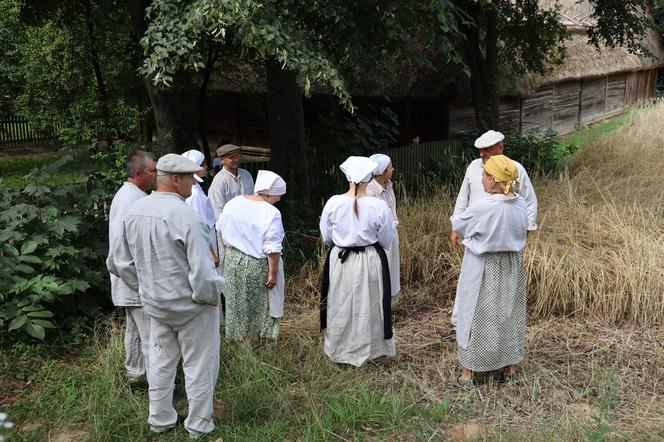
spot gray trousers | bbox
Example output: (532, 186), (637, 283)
(147, 305), (220, 437)
(124, 307), (151, 381)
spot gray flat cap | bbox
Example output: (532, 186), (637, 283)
(216, 144), (241, 157)
(156, 153), (203, 174)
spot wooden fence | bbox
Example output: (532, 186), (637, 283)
(0, 115), (59, 149)
(240, 138), (467, 198)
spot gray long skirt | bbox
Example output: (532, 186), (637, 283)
(458, 251), (526, 372)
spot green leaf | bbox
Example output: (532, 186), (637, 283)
(21, 305), (43, 312)
(5, 244), (19, 257)
(27, 310), (54, 318)
(18, 255), (42, 264)
(8, 315), (28, 331)
(30, 319), (56, 329)
(21, 240), (39, 255)
(15, 264), (35, 274)
(26, 323), (45, 340)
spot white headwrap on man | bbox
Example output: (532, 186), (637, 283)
(254, 170), (287, 196)
(181, 149), (205, 183)
(369, 154), (391, 175)
(339, 156), (378, 184)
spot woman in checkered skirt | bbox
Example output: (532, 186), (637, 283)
(451, 155), (529, 386)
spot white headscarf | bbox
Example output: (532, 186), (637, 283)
(255, 170), (287, 196)
(339, 156), (378, 183)
(369, 154), (391, 175)
(181, 149), (205, 183)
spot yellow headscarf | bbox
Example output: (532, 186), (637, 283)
(484, 154), (520, 194)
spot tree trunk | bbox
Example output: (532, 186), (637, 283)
(128, 0), (196, 153)
(266, 59), (310, 204)
(198, 40), (219, 166)
(459, 2), (500, 131)
(483, 5), (500, 130)
(81, 0), (113, 148)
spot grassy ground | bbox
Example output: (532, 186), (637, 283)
(0, 150), (84, 188)
(3, 104), (664, 440)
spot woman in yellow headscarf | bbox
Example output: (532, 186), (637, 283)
(450, 155), (529, 387)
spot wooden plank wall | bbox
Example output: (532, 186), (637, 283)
(552, 81), (581, 134)
(445, 69), (659, 136)
(625, 70), (657, 105)
(499, 98), (521, 133)
(448, 104), (476, 135)
(580, 77), (607, 125)
(605, 73), (626, 117)
(521, 85), (554, 132)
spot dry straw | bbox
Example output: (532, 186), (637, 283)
(287, 102), (664, 327)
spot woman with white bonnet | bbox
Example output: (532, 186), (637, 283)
(181, 149), (219, 267)
(319, 156), (396, 367)
(215, 170), (286, 340)
(451, 154), (528, 387)
(366, 153), (400, 305)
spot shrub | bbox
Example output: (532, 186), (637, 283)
(458, 129), (577, 174)
(0, 143), (137, 341)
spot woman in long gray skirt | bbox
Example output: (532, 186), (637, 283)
(451, 154), (529, 386)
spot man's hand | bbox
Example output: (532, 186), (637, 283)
(449, 230), (462, 247)
(266, 272), (277, 289)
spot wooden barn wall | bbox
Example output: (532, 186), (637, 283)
(625, 70), (657, 105)
(580, 77), (607, 125)
(445, 71), (645, 136)
(552, 81), (581, 134)
(521, 85), (553, 132)
(499, 98), (521, 133)
(605, 74), (626, 116)
(448, 104), (476, 135)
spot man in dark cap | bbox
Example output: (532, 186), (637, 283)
(208, 144), (254, 219)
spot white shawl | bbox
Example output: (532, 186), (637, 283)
(451, 193), (528, 349)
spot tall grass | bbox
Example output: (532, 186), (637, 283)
(6, 105), (664, 441)
(288, 102), (664, 326)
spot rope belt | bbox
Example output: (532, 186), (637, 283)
(320, 243), (393, 339)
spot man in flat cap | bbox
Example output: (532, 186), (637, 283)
(107, 151), (156, 388)
(208, 144), (254, 219)
(448, 130), (538, 331)
(107, 153), (225, 439)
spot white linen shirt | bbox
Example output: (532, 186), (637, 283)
(107, 192), (225, 328)
(451, 193), (528, 349)
(215, 196), (284, 259)
(208, 167), (254, 219)
(451, 158), (538, 231)
(185, 183), (217, 253)
(319, 195), (395, 248)
(366, 179), (398, 224)
(108, 182), (146, 307)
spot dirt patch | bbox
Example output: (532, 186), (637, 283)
(448, 422), (484, 441)
(0, 378), (32, 408)
(49, 429), (88, 442)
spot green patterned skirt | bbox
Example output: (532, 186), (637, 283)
(224, 247), (279, 340)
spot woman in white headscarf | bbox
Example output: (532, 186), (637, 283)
(319, 156), (397, 367)
(181, 149), (219, 267)
(215, 170), (286, 340)
(367, 153), (400, 305)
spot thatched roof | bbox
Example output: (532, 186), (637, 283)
(514, 0), (664, 94)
